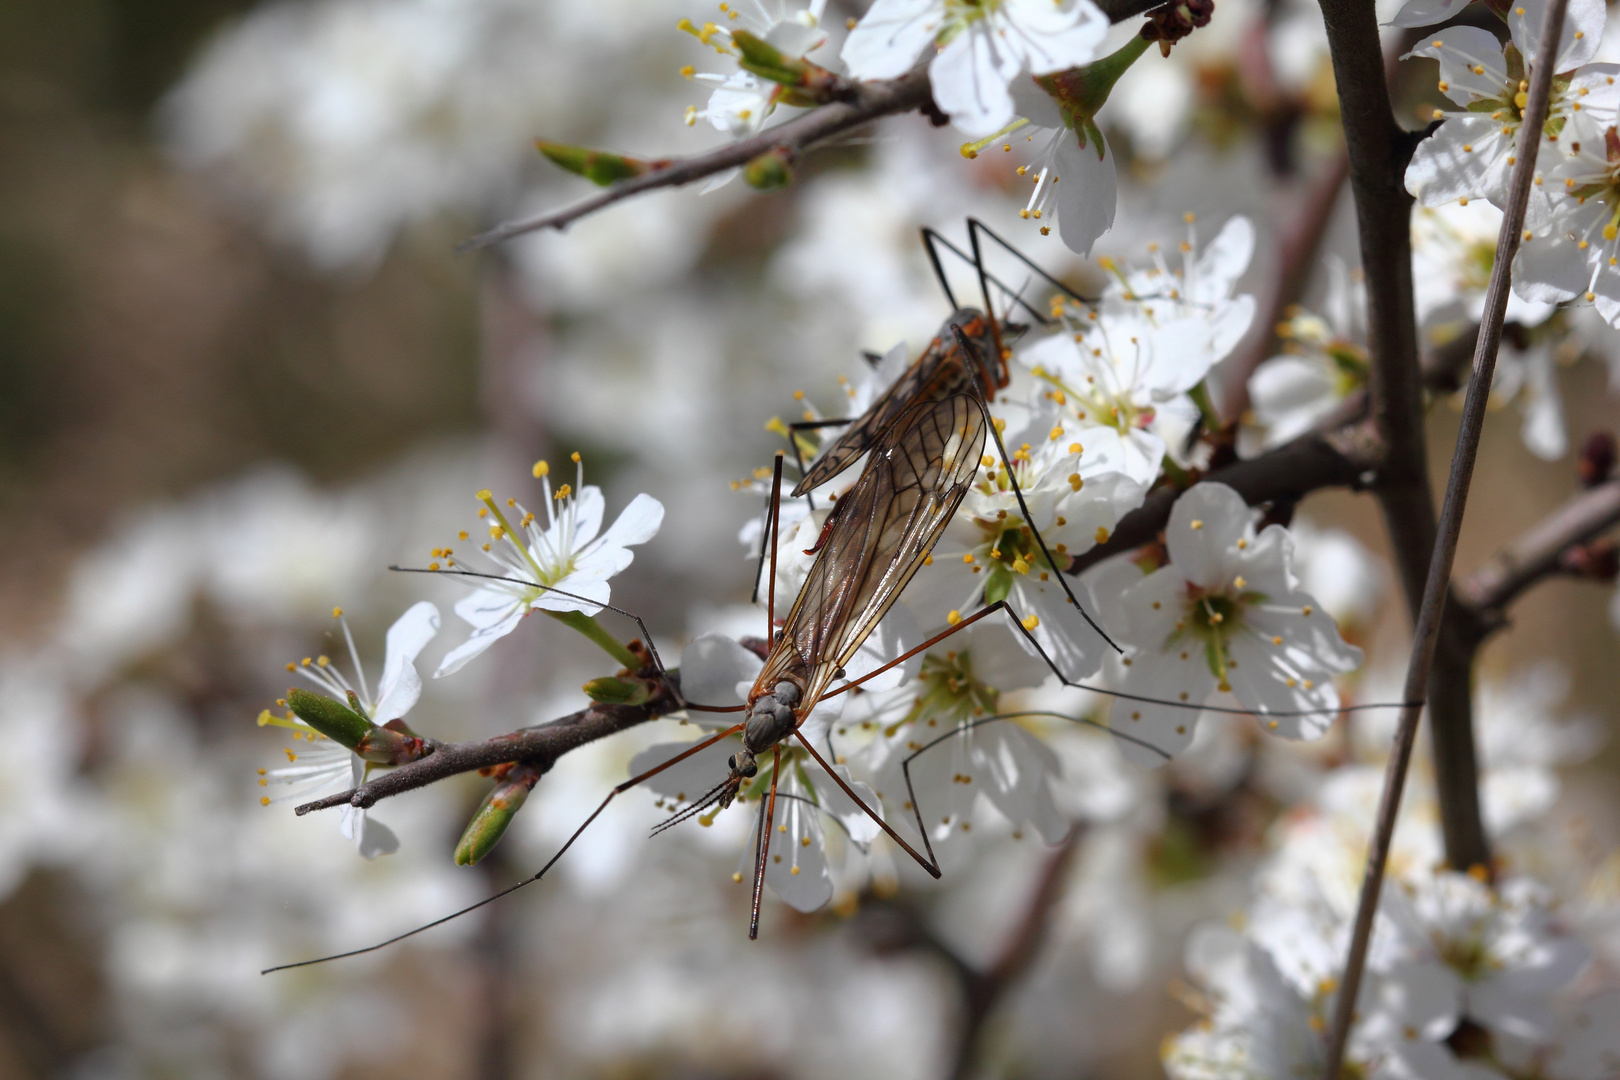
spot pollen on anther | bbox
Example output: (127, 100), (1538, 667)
(1190, 519), (1203, 530)
(1302, 605), (1313, 616)
(533, 460), (549, 478)
(1021, 614), (1039, 631)
(948, 610), (962, 625)
(1272, 636), (1283, 646)
(1234, 575), (1246, 589)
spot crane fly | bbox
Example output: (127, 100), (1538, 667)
(262, 330), (1416, 975)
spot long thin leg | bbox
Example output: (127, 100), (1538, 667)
(767, 453), (782, 648)
(921, 226), (1052, 327)
(920, 226), (960, 309)
(948, 323), (1123, 654)
(821, 598), (1417, 720)
(390, 567), (742, 714)
(261, 721), (746, 973)
(793, 732), (942, 879)
(749, 468), (776, 606)
(749, 744), (784, 940)
(967, 217), (1097, 307)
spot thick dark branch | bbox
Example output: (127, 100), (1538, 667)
(294, 674), (684, 815)
(1319, 0), (1569, 1070)
(1072, 421), (1381, 573)
(1456, 478), (1620, 624)
(460, 0), (1173, 251)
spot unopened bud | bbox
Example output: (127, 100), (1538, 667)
(582, 675), (653, 705)
(745, 148), (794, 191)
(535, 141), (658, 186)
(455, 765), (543, 866)
(286, 688), (372, 749)
(1578, 431), (1616, 488)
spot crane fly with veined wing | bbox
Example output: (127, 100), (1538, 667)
(262, 370), (1416, 973)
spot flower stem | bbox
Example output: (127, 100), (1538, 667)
(547, 610), (643, 670)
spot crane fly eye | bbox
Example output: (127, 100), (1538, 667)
(727, 754), (737, 771)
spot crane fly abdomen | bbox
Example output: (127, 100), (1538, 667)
(739, 394), (989, 776)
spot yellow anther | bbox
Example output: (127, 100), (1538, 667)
(331, 606), (343, 618)
(947, 610), (962, 625)
(963, 553), (974, 564)
(458, 530), (468, 540)
(1068, 473), (1083, 491)
(680, 65), (695, 79)
(1190, 519), (1203, 530)
(1272, 636), (1283, 645)
(261, 796), (271, 806)
(1094, 526), (1110, 544)
(533, 460), (549, 477)
(1049, 425), (1064, 441)
(1012, 557), (1029, 574)
(1234, 575), (1246, 589)
(476, 488), (493, 501)
(1022, 614), (1040, 631)
(570, 451), (581, 463)
(1302, 605), (1313, 616)
(555, 484), (572, 500)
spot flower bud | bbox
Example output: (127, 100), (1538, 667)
(745, 148), (794, 191)
(582, 675), (653, 706)
(455, 764), (542, 866)
(286, 688), (372, 749)
(535, 141), (658, 186)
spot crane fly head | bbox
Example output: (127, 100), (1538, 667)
(946, 307), (1026, 394)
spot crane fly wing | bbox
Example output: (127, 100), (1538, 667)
(769, 394), (988, 707)
(791, 316), (988, 498)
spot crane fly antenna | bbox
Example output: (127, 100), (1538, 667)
(948, 323), (1122, 654)
(388, 565), (744, 714)
(261, 721), (746, 973)
(649, 775), (734, 836)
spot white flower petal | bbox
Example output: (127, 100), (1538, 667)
(1055, 131), (1116, 257)
(374, 600), (439, 719)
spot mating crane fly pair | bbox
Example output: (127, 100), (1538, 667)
(265, 221), (1394, 972)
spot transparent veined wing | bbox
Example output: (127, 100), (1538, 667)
(762, 393), (989, 707)
(790, 314), (992, 497)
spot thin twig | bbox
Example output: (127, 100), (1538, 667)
(1455, 478), (1620, 622)
(293, 673), (683, 815)
(1318, 0), (1570, 1072)
(458, 0), (1176, 252)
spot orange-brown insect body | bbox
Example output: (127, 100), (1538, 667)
(791, 310), (1018, 497)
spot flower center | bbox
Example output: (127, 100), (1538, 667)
(1168, 583), (1263, 685)
(906, 650), (1000, 728)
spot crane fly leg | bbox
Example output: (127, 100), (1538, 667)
(748, 744), (784, 940)
(792, 732), (942, 879)
(261, 721), (745, 974)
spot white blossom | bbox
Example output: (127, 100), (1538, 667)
(903, 401), (1146, 680)
(434, 456), (664, 678)
(1097, 482), (1363, 767)
(261, 602), (441, 857)
(1243, 259), (1368, 453)
(841, 0), (1108, 138)
(1020, 218), (1258, 479)
(1403, 0), (1616, 211)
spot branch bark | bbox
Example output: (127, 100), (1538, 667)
(294, 673), (686, 815)
(1319, 0), (1570, 1071)
(1455, 478), (1620, 622)
(459, 0), (1175, 251)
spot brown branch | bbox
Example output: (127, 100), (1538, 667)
(1072, 419), (1382, 573)
(294, 673), (686, 815)
(1455, 477), (1620, 626)
(852, 829), (1085, 1080)
(1319, 0), (1570, 1072)
(1218, 148), (1350, 422)
(458, 0), (1176, 252)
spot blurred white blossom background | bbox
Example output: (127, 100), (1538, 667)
(2, 0), (1620, 1077)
